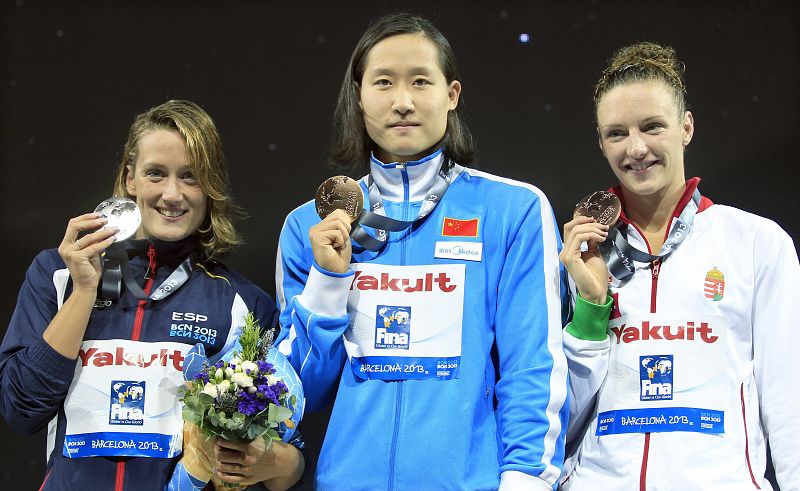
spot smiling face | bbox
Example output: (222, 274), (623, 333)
(597, 81), (694, 201)
(125, 128), (207, 242)
(359, 33), (461, 164)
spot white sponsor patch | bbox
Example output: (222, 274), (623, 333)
(434, 241), (483, 262)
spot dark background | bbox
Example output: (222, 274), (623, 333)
(2, 0), (797, 489)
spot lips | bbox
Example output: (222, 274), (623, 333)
(389, 122), (419, 128)
(157, 208), (187, 218)
(624, 160), (658, 172)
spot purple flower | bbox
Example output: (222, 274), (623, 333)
(193, 371), (210, 384)
(256, 361), (274, 374)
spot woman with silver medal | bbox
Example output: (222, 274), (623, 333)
(275, 12), (568, 490)
(0, 100), (305, 490)
(559, 43), (800, 490)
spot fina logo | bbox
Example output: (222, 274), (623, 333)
(109, 380), (146, 426)
(374, 305), (411, 350)
(640, 355), (673, 401)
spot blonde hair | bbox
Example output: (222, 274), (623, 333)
(594, 42), (687, 118)
(112, 100), (241, 259)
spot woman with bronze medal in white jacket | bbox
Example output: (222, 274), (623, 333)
(559, 42), (799, 490)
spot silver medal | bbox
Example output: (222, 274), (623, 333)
(94, 197), (141, 242)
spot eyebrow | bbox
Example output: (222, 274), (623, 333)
(600, 115), (667, 128)
(366, 66), (435, 76)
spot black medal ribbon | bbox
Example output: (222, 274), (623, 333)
(350, 159), (463, 252)
(98, 239), (196, 302)
(601, 188), (701, 280)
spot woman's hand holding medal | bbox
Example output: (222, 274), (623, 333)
(560, 191), (620, 304)
(58, 197), (139, 293)
(309, 176), (363, 274)
(58, 213), (118, 294)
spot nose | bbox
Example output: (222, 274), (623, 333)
(627, 131), (648, 159)
(161, 176), (182, 203)
(392, 87), (414, 116)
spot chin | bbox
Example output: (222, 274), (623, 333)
(144, 228), (193, 243)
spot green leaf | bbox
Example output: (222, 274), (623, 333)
(238, 312), (263, 362)
(268, 403), (293, 423)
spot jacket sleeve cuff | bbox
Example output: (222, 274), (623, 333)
(499, 470), (552, 491)
(25, 337), (78, 383)
(295, 263), (354, 318)
(565, 294), (612, 341)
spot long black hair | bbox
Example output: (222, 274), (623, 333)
(329, 12), (476, 175)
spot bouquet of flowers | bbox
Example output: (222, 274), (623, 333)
(179, 313), (303, 488)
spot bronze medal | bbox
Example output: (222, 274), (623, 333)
(315, 176), (364, 222)
(573, 190), (621, 226)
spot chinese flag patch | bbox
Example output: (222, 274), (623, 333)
(442, 217), (479, 237)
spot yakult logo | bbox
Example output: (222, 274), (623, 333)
(375, 305), (411, 349)
(611, 321), (718, 344)
(79, 346), (185, 371)
(109, 380), (146, 426)
(350, 271), (457, 293)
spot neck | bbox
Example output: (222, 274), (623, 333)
(621, 182), (685, 249)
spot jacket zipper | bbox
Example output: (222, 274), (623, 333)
(388, 164), (409, 490)
(116, 245), (157, 491)
(131, 247), (157, 341)
(399, 164), (410, 266)
(640, 258), (662, 491)
(650, 259), (661, 313)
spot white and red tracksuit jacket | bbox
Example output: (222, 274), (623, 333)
(562, 178), (800, 491)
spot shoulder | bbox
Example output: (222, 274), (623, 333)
(458, 167), (554, 207)
(698, 204), (796, 258)
(279, 200), (321, 245)
(283, 200), (320, 230)
(700, 204), (791, 238)
(194, 260), (269, 298)
(27, 248), (66, 280)
(32, 248), (65, 268)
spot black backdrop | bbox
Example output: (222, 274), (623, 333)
(1, 1), (797, 489)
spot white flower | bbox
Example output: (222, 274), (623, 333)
(218, 380), (232, 393)
(225, 367), (235, 378)
(247, 386), (258, 394)
(229, 357), (242, 367)
(266, 375), (279, 385)
(240, 361), (259, 374)
(231, 372), (254, 388)
(201, 383), (218, 398)
(214, 368), (224, 381)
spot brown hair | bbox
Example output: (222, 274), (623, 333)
(112, 100), (241, 259)
(329, 12), (476, 175)
(594, 42), (687, 119)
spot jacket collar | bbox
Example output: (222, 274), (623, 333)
(610, 176), (711, 225)
(368, 148), (445, 202)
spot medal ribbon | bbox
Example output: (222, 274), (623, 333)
(350, 160), (463, 252)
(100, 242), (194, 302)
(602, 188), (701, 280)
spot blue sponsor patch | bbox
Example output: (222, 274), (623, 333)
(640, 355), (673, 401)
(109, 380), (146, 426)
(374, 305), (411, 349)
(596, 407), (725, 436)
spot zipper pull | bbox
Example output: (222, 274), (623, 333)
(651, 258), (661, 279)
(145, 246), (156, 279)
